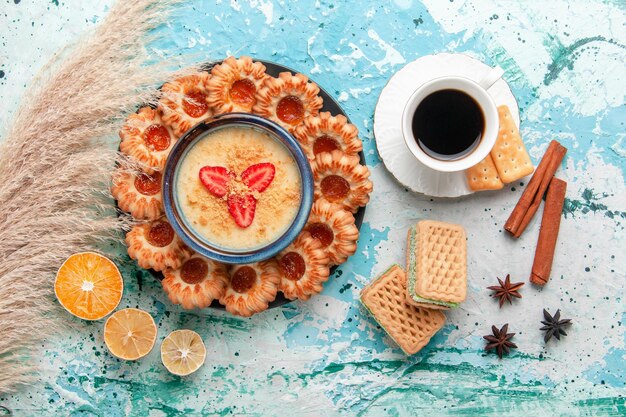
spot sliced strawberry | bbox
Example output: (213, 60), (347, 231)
(227, 194), (257, 228)
(199, 166), (232, 197)
(241, 162), (275, 192)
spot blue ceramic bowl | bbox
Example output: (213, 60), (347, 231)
(162, 113), (314, 264)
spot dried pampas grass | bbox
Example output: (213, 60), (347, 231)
(0, 0), (184, 394)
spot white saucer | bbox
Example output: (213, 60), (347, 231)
(374, 53), (520, 198)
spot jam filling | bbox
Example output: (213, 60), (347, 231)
(279, 252), (306, 281)
(231, 266), (257, 293)
(180, 258), (208, 284)
(229, 79), (256, 106)
(276, 95), (305, 125)
(320, 175), (350, 202)
(147, 221), (175, 247)
(307, 223), (334, 248)
(182, 91), (209, 118)
(143, 124), (171, 152)
(134, 172), (161, 196)
(313, 135), (340, 155)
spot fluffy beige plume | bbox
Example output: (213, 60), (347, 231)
(0, 0), (184, 394)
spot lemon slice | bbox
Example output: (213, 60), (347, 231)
(104, 308), (157, 360)
(161, 329), (206, 376)
(55, 252), (123, 320)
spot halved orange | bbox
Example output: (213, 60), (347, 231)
(104, 308), (157, 360)
(161, 329), (206, 376)
(55, 252), (123, 320)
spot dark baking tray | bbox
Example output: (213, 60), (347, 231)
(146, 59), (366, 309)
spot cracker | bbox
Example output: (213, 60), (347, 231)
(465, 154), (504, 191)
(360, 265), (446, 355)
(406, 221), (467, 307)
(490, 105), (534, 183)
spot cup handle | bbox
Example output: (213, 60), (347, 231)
(478, 65), (504, 90)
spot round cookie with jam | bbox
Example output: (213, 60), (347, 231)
(219, 261), (280, 317)
(252, 72), (323, 131)
(306, 199), (359, 266)
(120, 107), (179, 172)
(276, 232), (330, 301)
(159, 72), (213, 137)
(111, 168), (164, 220)
(293, 112), (363, 161)
(162, 255), (229, 310)
(311, 150), (373, 213)
(207, 56), (268, 113)
(125, 218), (193, 272)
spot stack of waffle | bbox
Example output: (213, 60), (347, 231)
(360, 220), (467, 355)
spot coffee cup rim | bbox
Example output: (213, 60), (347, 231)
(401, 75), (499, 173)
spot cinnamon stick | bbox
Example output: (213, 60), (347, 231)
(504, 140), (567, 237)
(504, 141), (558, 234)
(530, 178), (567, 285)
(513, 143), (567, 238)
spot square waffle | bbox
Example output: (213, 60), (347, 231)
(406, 220), (467, 309)
(360, 264), (446, 355)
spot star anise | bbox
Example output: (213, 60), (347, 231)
(487, 274), (524, 308)
(540, 309), (572, 342)
(483, 323), (517, 359)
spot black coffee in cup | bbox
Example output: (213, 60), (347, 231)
(411, 89), (484, 160)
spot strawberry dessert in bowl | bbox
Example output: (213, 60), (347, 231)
(162, 113), (314, 263)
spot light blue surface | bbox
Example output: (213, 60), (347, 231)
(0, 1), (625, 416)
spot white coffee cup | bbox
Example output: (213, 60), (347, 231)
(401, 66), (504, 172)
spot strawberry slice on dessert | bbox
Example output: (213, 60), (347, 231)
(199, 166), (232, 197)
(241, 162), (275, 192)
(227, 194), (257, 228)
